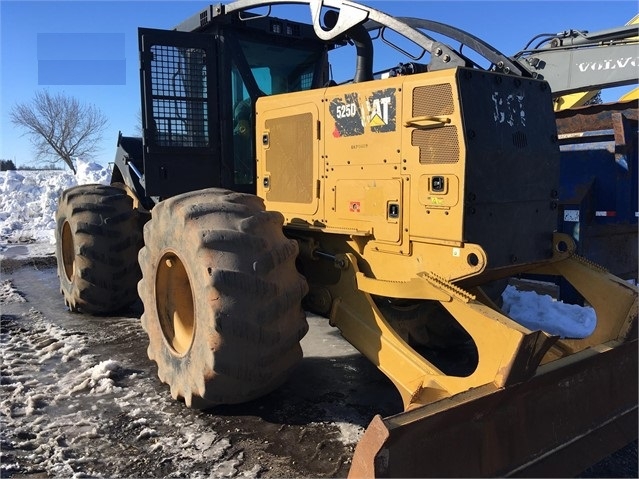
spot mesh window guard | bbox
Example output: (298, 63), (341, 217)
(150, 45), (209, 148)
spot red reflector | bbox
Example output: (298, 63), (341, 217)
(595, 211), (616, 217)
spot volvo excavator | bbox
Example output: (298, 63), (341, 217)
(54, 1), (638, 476)
(516, 15), (638, 304)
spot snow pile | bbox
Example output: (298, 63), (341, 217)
(66, 359), (124, 397)
(502, 285), (596, 337)
(1, 279), (26, 303)
(0, 159), (111, 245)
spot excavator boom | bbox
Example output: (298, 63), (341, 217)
(512, 21), (639, 109)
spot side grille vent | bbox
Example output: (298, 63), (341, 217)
(412, 84), (454, 117)
(411, 84), (459, 164)
(265, 113), (314, 203)
(413, 127), (460, 164)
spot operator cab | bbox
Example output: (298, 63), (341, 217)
(139, 9), (334, 198)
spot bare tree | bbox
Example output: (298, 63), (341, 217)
(10, 90), (108, 174)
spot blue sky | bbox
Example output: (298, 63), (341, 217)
(1, 0), (637, 167)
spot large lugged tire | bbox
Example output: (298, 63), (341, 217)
(55, 184), (143, 314)
(138, 188), (309, 408)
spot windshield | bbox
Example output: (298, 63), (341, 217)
(230, 35), (327, 185)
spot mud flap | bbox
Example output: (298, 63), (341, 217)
(348, 338), (638, 478)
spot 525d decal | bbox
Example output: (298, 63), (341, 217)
(330, 88), (396, 137)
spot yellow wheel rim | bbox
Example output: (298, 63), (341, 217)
(156, 252), (195, 355)
(61, 221), (75, 282)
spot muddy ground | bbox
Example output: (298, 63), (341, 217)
(1, 258), (636, 478)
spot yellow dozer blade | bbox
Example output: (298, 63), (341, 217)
(331, 237), (638, 477)
(349, 338), (637, 477)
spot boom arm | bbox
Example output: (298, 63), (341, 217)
(512, 24), (639, 97)
(173, 1), (637, 100)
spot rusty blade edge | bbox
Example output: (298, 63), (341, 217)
(348, 339), (638, 478)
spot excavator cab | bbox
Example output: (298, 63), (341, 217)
(138, 12), (332, 198)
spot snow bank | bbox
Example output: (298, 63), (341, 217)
(0, 159), (111, 244)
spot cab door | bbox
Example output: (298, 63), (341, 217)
(139, 28), (220, 198)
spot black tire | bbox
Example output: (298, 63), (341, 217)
(55, 184), (143, 314)
(138, 188), (309, 408)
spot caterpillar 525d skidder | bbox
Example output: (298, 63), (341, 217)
(55, 1), (638, 476)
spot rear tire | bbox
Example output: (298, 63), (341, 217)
(137, 188), (309, 408)
(55, 184), (143, 314)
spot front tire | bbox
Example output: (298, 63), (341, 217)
(55, 184), (143, 314)
(138, 188), (309, 408)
